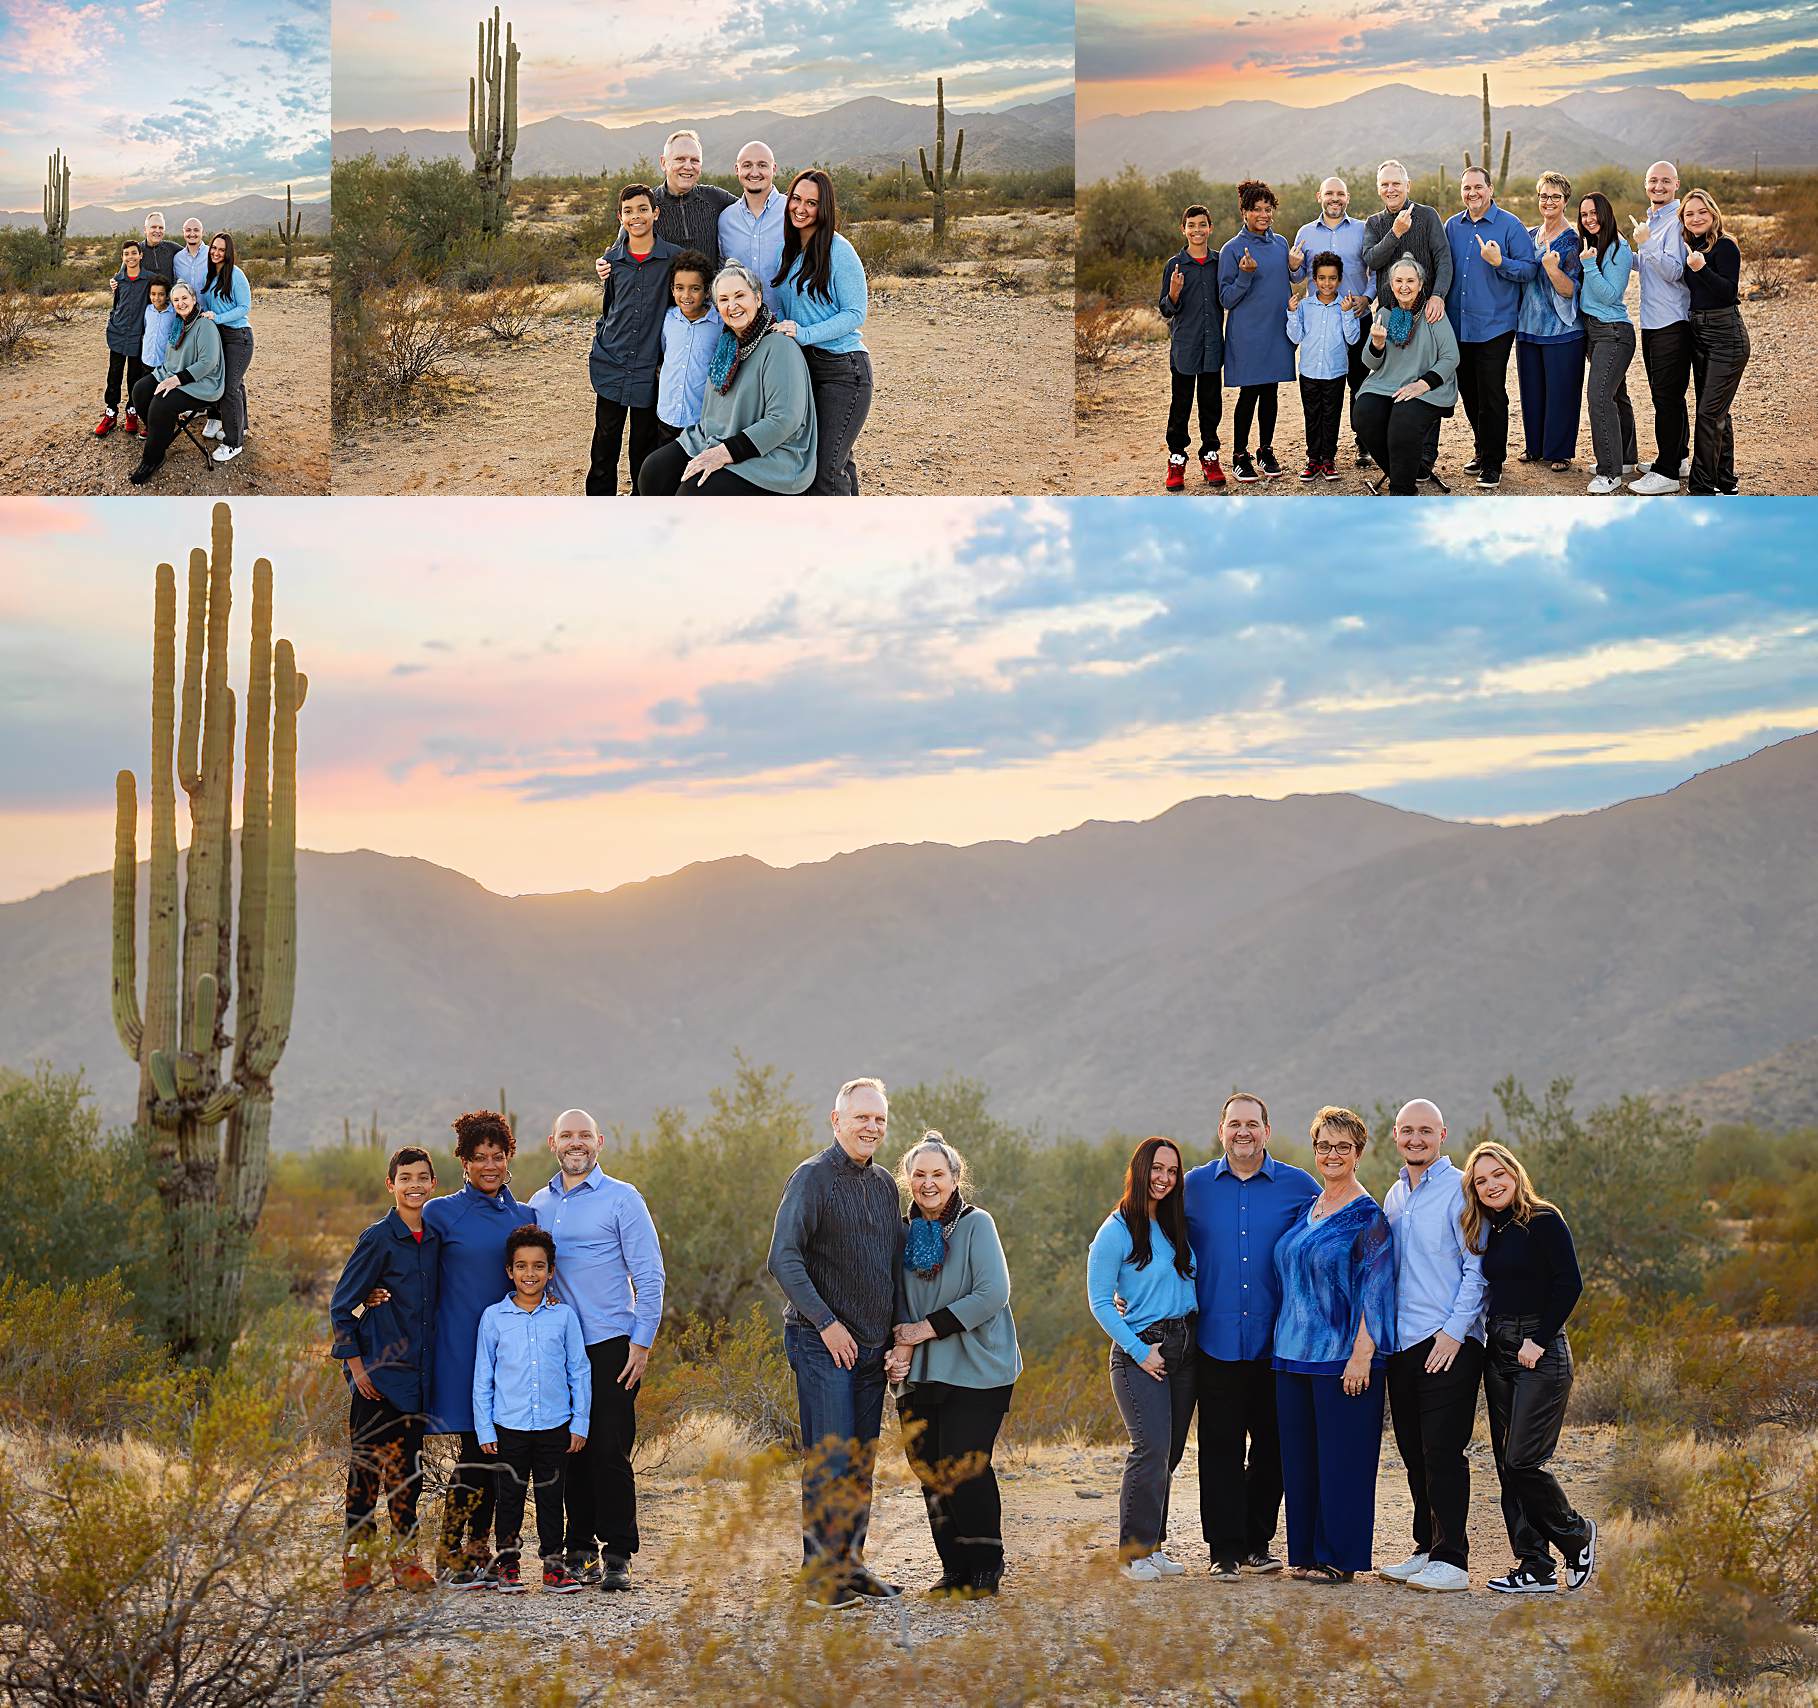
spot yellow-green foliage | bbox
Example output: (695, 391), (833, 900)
(0, 1274), (177, 1437)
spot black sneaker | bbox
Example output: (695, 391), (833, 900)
(1476, 467), (1502, 490)
(1487, 1564), (1558, 1595)
(495, 1559), (526, 1594)
(850, 1564), (902, 1600)
(1209, 1558), (1241, 1581)
(1463, 458), (1482, 476)
(441, 1563), (491, 1590)
(1565, 1519), (1597, 1591)
(1232, 451), (1258, 482)
(599, 1554), (632, 1592)
(1354, 445), (1373, 468)
(806, 1582), (865, 1611)
(1242, 1551), (1283, 1574)
(1420, 468), (1451, 494)
(925, 1572), (967, 1599)
(1257, 448), (1283, 479)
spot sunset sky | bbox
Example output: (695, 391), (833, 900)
(2, 497), (1815, 906)
(1078, 0), (1818, 121)
(333, 0), (1074, 134)
(0, 0), (329, 211)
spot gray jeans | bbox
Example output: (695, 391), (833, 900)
(210, 325), (254, 449)
(1108, 1313), (1197, 1553)
(1582, 318), (1637, 478)
(804, 346), (873, 496)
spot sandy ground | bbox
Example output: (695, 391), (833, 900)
(332, 231), (1072, 498)
(1076, 264), (1818, 500)
(0, 263), (331, 498)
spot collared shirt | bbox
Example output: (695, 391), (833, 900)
(328, 1208), (442, 1412)
(1286, 293), (1360, 380)
(1444, 202), (1538, 342)
(656, 304), (722, 429)
(1637, 199), (1691, 329)
(1182, 1151), (1320, 1362)
(1290, 214), (1373, 300)
(172, 244), (209, 298)
(1382, 1155), (1486, 1348)
(472, 1292), (591, 1444)
(718, 187), (787, 311)
(528, 1164), (665, 1347)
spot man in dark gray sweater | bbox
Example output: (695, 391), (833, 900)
(1362, 159), (1454, 490)
(767, 1075), (905, 1610)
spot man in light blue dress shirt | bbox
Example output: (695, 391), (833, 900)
(1381, 1099), (1495, 1594)
(718, 141), (787, 312)
(530, 1106), (666, 1590)
(172, 218), (209, 298)
(1630, 160), (1694, 494)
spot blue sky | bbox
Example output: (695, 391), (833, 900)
(0, 0), (329, 209)
(1, 496), (1814, 902)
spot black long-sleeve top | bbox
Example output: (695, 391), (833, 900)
(1685, 235), (1741, 312)
(1480, 1205), (1582, 1346)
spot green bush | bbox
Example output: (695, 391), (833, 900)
(0, 227), (59, 287)
(0, 1273), (175, 1437)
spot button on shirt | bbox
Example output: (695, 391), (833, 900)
(1183, 1152), (1320, 1362)
(472, 1292), (591, 1444)
(1382, 1155), (1486, 1348)
(1637, 200), (1691, 329)
(718, 187), (787, 312)
(657, 304), (722, 429)
(529, 1165), (665, 1348)
(1290, 215), (1373, 300)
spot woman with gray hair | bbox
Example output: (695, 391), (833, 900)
(1354, 255), (1461, 494)
(886, 1131), (1021, 1598)
(636, 261), (818, 495)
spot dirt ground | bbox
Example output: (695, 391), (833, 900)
(332, 222), (1073, 498)
(0, 260), (330, 498)
(1076, 247), (1818, 500)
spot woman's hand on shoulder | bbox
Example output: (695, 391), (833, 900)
(775, 319), (799, 338)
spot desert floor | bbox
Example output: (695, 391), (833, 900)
(0, 261), (331, 498)
(332, 213), (1074, 498)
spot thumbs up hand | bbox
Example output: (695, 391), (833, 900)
(1476, 234), (1503, 268)
(1169, 263), (1184, 301)
(1238, 247), (1257, 273)
(1392, 207), (1413, 238)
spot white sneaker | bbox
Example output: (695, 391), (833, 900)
(1407, 1560), (1471, 1593)
(1121, 1555), (1164, 1582)
(1587, 474), (1623, 495)
(1147, 1549), (1185, 1577)
(1679, 456), (1692, 478)
(1629, 471), (1678, 495)
(1377, 1552), (1430, 1583)
(213, 443), (244, 464)
(203, 418), (225, 440)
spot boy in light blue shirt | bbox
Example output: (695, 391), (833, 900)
(141, 279), (175, 371)
(1287, 253), (1362, 479)
(474, 1224), (591, 1593)
(654, 249), (721, 440)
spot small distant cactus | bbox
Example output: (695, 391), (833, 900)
(919, 76), (964, 245)
(344, 1109), (384, 1150)
(274, 183), (302, 272)
(1462, 74), (1512, 198)
(469, 7), (521, 237)
(44, 147), (70, 263)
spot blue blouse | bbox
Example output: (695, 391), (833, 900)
(1579, 240), (1634, 326)
(1217, 228), (1296, 385)
(200, 264), (251, 329)
(1517, 226), (1581, 343)
(1271, 1194), (1398, 1375)
(422, 1181), (528, 1433)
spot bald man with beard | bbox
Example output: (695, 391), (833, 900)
(529, 1107), (665, 1592)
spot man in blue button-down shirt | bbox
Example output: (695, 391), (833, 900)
(1445, 167), (1538, 487)
(530, 1106), (666, 1590)
(1183, 1092), (1318, 1576)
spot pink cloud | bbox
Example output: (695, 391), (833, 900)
(0, 500), (95, 538)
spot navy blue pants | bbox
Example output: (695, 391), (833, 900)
(1516, 335), (1585, 464)
(784, 1320), (888, 1579)
(1275, 1367), (1384, 1574)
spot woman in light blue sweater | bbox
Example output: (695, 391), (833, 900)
(1576, 192), (1639, 494)
(772, 169), (871, 496)
(199, 231), (254, 462)
(1088, 1136), (1198, 1580)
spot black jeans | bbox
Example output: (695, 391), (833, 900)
(1108, 1315), (1197, 1553)
(345, 1390), (427, 1542)
(586, 397), (662, 495)
(1231, 383), (1278, 456)
(1298, 374), (1346, 465)
(208, 324), (253, 448)
(1483, 1315), (1589, 1573)
(1641, 319), (1693, 473)
(438, 1430), (497, 1565)
(635, 438), (782, 495)
(1387, 1334), (1485, 1569)
(1346, 309), (1372, 443)
(128, 374), (200, 475)
(1456, 329), (1516, 473)
(1195, 1349), (1282, 1562)
(106, 350), (148, 412)
(494, 1423), (571, 1565)
(1689, 306), (1749, 493)
(1166, 366), (1222, 458)
(562, 1337), (640, 1562)
(804, 346), (873, 495)
(1583, 319), (1638, 477)
(896, 1381), (1014, 1582)
(1354, 392), (1446, 495)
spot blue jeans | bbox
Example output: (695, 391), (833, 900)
(783, 1319), (888, 1576)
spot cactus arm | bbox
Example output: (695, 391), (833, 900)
(143, 564), (180, 1125)
(951, 129), (963, 181)
(112, 771), (143, 1059)
(234, 560), (273, 1071)
(179, 511), (232, 1076)
(149, 1050), (178, 1103)
(919, 145), (934, 192)
(248, 639), (299, 1079)
(177, 549), (206, 794)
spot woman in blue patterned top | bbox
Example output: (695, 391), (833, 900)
(1515, 173), (1583, 474)
(1271, 1106), (1397, 1583)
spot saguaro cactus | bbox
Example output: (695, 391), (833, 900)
(111, 503), (306, 1365)
(44, 147), (70, 263)
(918, 76), (964, 244)
(1462, 74), (1512, 197)
(469, 7), (521, 237)
(274, 183), (302, 272)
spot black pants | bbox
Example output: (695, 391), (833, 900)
(1298, 375), (1346, 465)
(804, 345), (873, 495)
(1166, 366), (1222, 458)
(493, 1423), (571, 1565)
(1354, 392), (1447, 495)
(563, 1337), (639, 1562)
(1231, 383), (1278, 456)
(896, 1381), (1013, 1582)
(1387, 1335), (1485, 1569)
(1689, 307), (1749, 494)
(438, 1430), (497, 1564)
(105, 350), (149, 413)
(1195, 1350), (1282, 1562)
(653, 416), (682, 447)
(1483, 1315), (1588, 1573)
(1456, 330), (1515, 474)
(345, 1390), (427, 1542)
(586, 397), (662, 495)
(635, 439), (782, 495)
(128, 374), (200, 476)
(1641, 320), (1694, 473)
(1346, 310), (1372, 445)
(208, 324), (253, 448)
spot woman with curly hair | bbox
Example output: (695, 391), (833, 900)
(1217, 179), (1297, 480)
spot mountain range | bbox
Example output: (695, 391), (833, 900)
(0, 193), (330, 239)
(1078, 83), (1818, 184)
(1, 734), (1812, 1149)
(332, 93), (1075, 178)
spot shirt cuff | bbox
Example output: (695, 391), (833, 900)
(723, 430), (759, 463)
(927, 1307), (964, 1340)
(1418, 370), (1443, 391)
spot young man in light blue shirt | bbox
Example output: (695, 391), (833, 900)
(718, 140), (787, 312)
(530, 1107), (665, 1591)
(1381, 1099), (1492, 1594)
(1630, 160), (1694, 493)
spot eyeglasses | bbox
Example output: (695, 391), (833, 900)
(1312, 1141), (1357, 1157)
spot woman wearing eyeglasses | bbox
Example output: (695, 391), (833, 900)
(1515, 172), (1584, 474)
(1270, 1106), (1397, 1584)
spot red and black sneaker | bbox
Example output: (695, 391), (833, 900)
(94, 409), (117, 437)
(542, 1562), (584, 1594)
(1322, 461), (1342, 481)
(1201, 453), (1226, 488)
(1165, 452), (1186, 491)
(124, 409), (142, 436)
(1298, 460), (1319, 481)
(495, 1559), (526, 1594)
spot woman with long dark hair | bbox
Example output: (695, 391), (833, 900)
(126, 281), (224, 484)
(1087, 1135), (1198, 1581)
(771, 168), (871, 495)
(1576, 192), (1638, 494)
(199, 230), (253, 463)
(1680, 189), (1749, 495)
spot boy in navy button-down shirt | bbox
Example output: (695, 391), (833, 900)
(586, 183), (681, 495)
(328, 1146), (442, 1592)
(1157, 205), (1227, 491)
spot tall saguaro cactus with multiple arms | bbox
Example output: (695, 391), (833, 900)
(1463, 73), (1512, 198)
(919, 76), (964, 245)
(44, 147), (70, 263)
(111, 503), (306, 1366)
(468, 7), (521, 237)
(274, 183), (302, 272)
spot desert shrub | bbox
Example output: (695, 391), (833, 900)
(0, 295), (47, 359)
(848, 222), (941, 274)
(1004, 1332), (1122, 1446)
(475, 281), (543, 340)
(29, 262), (92, 297)
(636, 1304), (798, 1457)
(980, 261), (1030, 295)
(40, 291), (82, 323)
(1075, 305), (1134, 379)
(332, 153), (488, 304)
(242, 257), (280, 288)
(0, 1273), (175, 1437)
(0, 227), (59, 287)
(360, 285), (486, 394)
